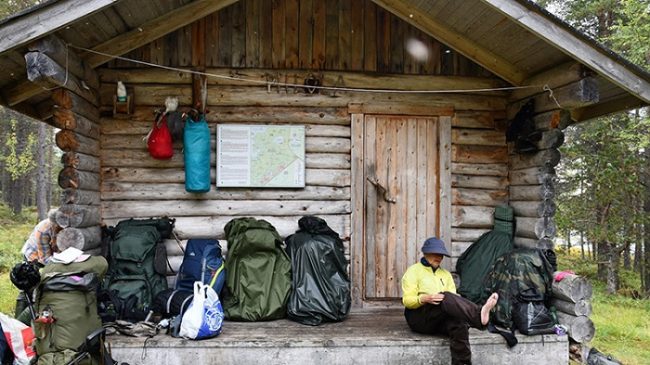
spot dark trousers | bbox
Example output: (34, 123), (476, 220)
(404, 292), (483, 365)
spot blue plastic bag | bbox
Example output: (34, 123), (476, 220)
(179, 282), (224, 340)
(184, 115), (211, 193)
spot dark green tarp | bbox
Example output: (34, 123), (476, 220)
(285, 216), (351, 325)
(222, 218), (292, 321)
(456, 205), (515, 303)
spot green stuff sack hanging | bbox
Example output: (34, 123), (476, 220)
(184, 115), (211, 193)
(222, 217), (292, 321)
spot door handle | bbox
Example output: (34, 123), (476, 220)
(367, 177), (397, 204)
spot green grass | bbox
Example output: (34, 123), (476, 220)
(0, 204), (37, 314)
(0, 272), (19, 315)
(556, 249), (650, 365)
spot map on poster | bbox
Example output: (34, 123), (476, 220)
(216, 124), (305, 188)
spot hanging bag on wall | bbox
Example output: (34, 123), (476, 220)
(184, 114), (211, 193)
(147, 113), (174, 160)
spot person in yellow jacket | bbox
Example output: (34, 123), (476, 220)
(402, 237), (499, 365)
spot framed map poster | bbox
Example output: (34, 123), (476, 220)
(216, 124), (305, 188)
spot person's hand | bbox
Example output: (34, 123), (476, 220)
(419, 293), (445, 305)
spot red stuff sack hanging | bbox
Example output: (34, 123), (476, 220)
(147, 114), (174, 159)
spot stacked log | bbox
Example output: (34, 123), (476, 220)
(27, 35), (104, 255)
(551, 272), (595, 344)
(52, 90), (103, 254)
(508, 75), (599, 249)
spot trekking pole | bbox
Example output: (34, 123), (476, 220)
(24, 291), (37, 321)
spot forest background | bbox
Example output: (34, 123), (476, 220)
(0, 0), (649, 363)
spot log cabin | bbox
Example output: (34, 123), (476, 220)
(0, 0), (648, 364)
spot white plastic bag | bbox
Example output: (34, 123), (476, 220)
(179, 282), (224, 340)
(0, 312), (35, 365)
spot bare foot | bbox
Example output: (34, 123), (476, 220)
(481, 293), (499, 325)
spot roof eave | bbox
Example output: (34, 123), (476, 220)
(480, 0), (650, 104)
(0, 0), (120, 55)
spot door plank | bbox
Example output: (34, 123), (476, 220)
(350, 113), (365, 307)
(405, 118), (418, 275)
(438, 116), (453, 270)
(374, 116), (390, 298)
(364, 115), (377, 298)
(426, 118), (439, 239)
(415, 118), (428, 266)
(389, 117), (408, 297)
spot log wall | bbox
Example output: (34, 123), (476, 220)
(98, 72), (508, 286)
(448, 112), (509, 269)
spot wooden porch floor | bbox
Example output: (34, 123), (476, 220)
(107, 308), (568, 365)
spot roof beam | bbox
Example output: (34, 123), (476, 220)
(481, 0), (650, 103)
(507, 76), (599, 120)
(371, 0), (528, 85)
(571, 94), (646, 122)
(2, 34), (95, 107)
(0, 0), (119, 55)
(84, 0), (240, 68)
(509, 62), (589, 102)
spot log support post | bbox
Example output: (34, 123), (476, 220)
(25, 36), (104, 253)
(507, 77), (599, 248)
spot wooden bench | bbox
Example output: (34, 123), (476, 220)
(107, 308), (568, 365)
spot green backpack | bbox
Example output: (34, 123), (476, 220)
(34, 256), (108, 359)
(222, 217), (292, 321)
(104, 218), (172, 320)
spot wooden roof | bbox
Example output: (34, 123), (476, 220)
(0, 0), (648, 121)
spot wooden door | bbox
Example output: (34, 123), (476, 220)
(362, 115), (447, 301)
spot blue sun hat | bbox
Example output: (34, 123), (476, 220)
(421, 237), (450, 257)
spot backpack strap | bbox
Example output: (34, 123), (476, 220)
(209, 262), (225, 288)
(487, 322), (518, 348)
(171, 230), (184, 254)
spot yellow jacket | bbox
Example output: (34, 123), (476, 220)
(401, 260), (457, 309)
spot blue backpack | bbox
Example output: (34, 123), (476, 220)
(175, 239), (226, 296)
